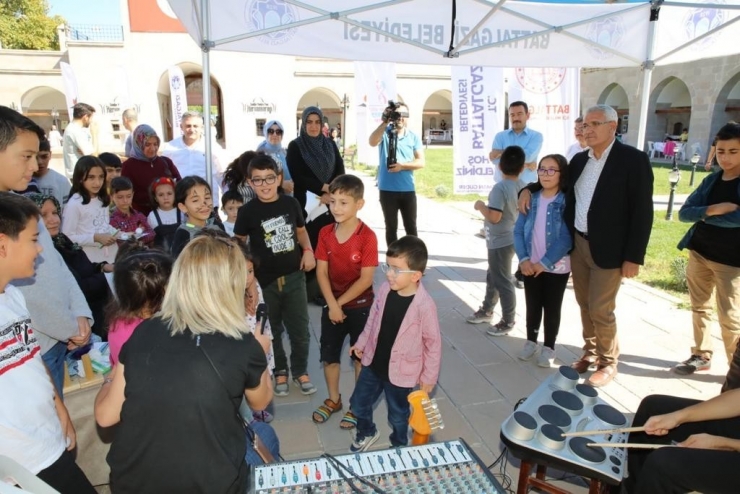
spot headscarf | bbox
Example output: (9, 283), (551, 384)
(295, 107), (336, 184)
(257, 120), (288, 171)
(24, 193), (80, 253)
(131, 124), (161, 162)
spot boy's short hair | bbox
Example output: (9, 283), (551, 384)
(0, 192), (40, 239)
(38, 139), (51, 152)
(247, 154), (280, 178)
(329, 174), (364, 200)
(72, 103), (96, 119)
(0, 106), (45, 152)
(715, 122), (740, 142)
(499, 145), (526, 176)
(221, 189), (244, 207)
(110, 176), (133, 194)
(98, 152), (123, 169)
(387, 235), (428, 273)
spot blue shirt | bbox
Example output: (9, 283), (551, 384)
(491, 127), (543, 184)
(377, 127), (422, 192)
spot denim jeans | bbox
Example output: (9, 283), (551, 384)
(42, 341), (67, 398)
(262, 271), (310, 377)
(245, 421), (281, 466)
(349, 366), (413, 447)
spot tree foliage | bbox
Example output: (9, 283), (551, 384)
(0, 0), (65, 50)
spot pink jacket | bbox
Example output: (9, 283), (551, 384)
(355, 281), (442, 388)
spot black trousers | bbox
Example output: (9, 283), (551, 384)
(37, 450), (96, 494)
(523, 272), (569, 349)
(626, 394), (740, 494)
(379, 190), (417, 246)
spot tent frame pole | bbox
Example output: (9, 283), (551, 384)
(636, 1), (662, 154)
(201, 0), (214, 199)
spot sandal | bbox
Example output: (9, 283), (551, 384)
(312, 397), (343, 424)
(340, 410), (357, 430)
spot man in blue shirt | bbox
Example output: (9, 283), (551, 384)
(369, 103), (425, 246)
(489, 101), (543, 185)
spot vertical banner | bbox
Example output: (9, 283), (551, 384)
(507, 68), (580, 159)
(60, 62), (80, 116)
(451, 66), (505, 195)
(354, 62), (397, 167)
(168, 65), (188, 137)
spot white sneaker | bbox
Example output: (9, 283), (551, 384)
(538, 347), (556, 368)
(517, 341), (538, 361)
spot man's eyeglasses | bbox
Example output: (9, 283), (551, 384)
(267, 128), (284, 136)
(581, 121), (609, 130)
(380, 263), (416, 276)
(537, 169), (560, 176)
(250, 175), (278, 186)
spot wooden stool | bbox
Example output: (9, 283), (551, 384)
(516, 460), (608, 494)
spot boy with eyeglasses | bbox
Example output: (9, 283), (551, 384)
(234, 154), (317, 397)
(348, 236), (441, 452)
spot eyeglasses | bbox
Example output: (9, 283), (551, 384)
(380, 263), (417, 276)
(250, 175), (278, 186)
(581, 121), (609, 130)
(537, 168), (560, 176)
(267, 128), (284, 136)
(398, 112), (409, 118)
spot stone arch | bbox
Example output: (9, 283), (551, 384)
(296, 87), (342, 133)
(646, 76), (692, 145)
(20, 86), (68, 132)
(422, 89), (452, 143)
(709, 72), (740, 141)
(597, 83), (630, 134)
(156, 63), (224, 143)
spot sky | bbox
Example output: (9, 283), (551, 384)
(48, 0), (121, 25)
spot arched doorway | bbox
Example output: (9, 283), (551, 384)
(21, 86), (68, 133)
(647, 77), (692, 144)
(422, 90), (452, 143)
(710, 72), (740, 139)
(597, 83), (629, 134)
(296, 88), (341, 134)
(157, 63), (224, 143)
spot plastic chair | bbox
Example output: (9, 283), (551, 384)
(648, 141), (657, 159)
(0, 456), (60, 494)
(674, 143), (685, 160)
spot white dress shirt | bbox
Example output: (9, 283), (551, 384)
(574, 139), (616, 234)
(566, 142), (589, 161)
(161, 136), (224, 206)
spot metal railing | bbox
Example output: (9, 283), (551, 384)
(67, 24), (124, 43)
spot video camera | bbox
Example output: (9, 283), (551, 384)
(384, 100), (404, 124)
(384, 101), (405, 169)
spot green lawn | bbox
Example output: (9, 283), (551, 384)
(651, 161), (709, 195)
(415, 148), (692, 298)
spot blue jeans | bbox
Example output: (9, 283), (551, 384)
(349, 366), (413, 446)
(42, 341), (67, 398)
(245, 421), (281, 466)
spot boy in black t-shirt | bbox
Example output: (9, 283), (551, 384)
(675, 122), (740, 378)
(234, 155), (317, 396)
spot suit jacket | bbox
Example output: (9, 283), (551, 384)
(566, 139), (654, 269)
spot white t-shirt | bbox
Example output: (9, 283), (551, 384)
(36, 169), (71, 207)
(161, 136), (224, 206)
(62, 122), (93, 175)
(0, 285), (66, 474)
(147, 208), (181, 229)
(223, 220), (235, 237)
(62, 193), (118, 263)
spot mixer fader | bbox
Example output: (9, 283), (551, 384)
(250, 438), (506, 493)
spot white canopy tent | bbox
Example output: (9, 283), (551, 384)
(166, 0), (740, 177)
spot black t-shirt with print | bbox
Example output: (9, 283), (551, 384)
(234, 195), (306, 287)
(107, 316), (267, 494)
(688, 176), (740, 267)
(370, 290), (415, 381)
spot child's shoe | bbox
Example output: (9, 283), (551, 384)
(486, 320), (515, 336)
(538, 347), (556, 368)
(252, 410), (274, 423)
(293, 374), (317, 395)
(350, 430), (380, 453)
(274, 372), (289, 397)
(466, 307), (493, 324)
(517, 340), (538, 361)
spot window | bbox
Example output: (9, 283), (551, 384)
(256, 119), (266, 136)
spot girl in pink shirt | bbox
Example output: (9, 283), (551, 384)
(108, 250), (173, 365)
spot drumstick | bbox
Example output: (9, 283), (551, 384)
(586, 442), (674, 449)
(561, 426), (646, 437)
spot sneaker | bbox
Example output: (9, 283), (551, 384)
(466, 307), (493, 324)
(293, 374), (317, 395)
(517, 341), (538, 361)
(274, 373), (289, 397)
(350, 429), (380, 453)
(515, 279), (525, 289)
(674, 355), (711, 375)
(252, 410), (274, 423)
(538, 347), (556, 368)
(486, 320), (515, 336)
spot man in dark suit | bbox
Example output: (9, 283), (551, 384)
(521, 104), (653, 387)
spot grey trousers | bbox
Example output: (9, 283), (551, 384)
(482, 244), (516, 324)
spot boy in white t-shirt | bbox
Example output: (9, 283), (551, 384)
(0, 192), (95, 493)
(221, 189), (243, 237)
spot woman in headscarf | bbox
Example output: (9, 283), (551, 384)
(286, 107), (345, 215)
(121, 124), (182, 215)
(256, 120), (294, 195)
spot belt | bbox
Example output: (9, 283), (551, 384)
(576, 230), (589, 240)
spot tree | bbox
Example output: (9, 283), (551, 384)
(0, 0), (65, 50)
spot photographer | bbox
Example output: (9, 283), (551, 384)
(369, 102), (425, 246)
